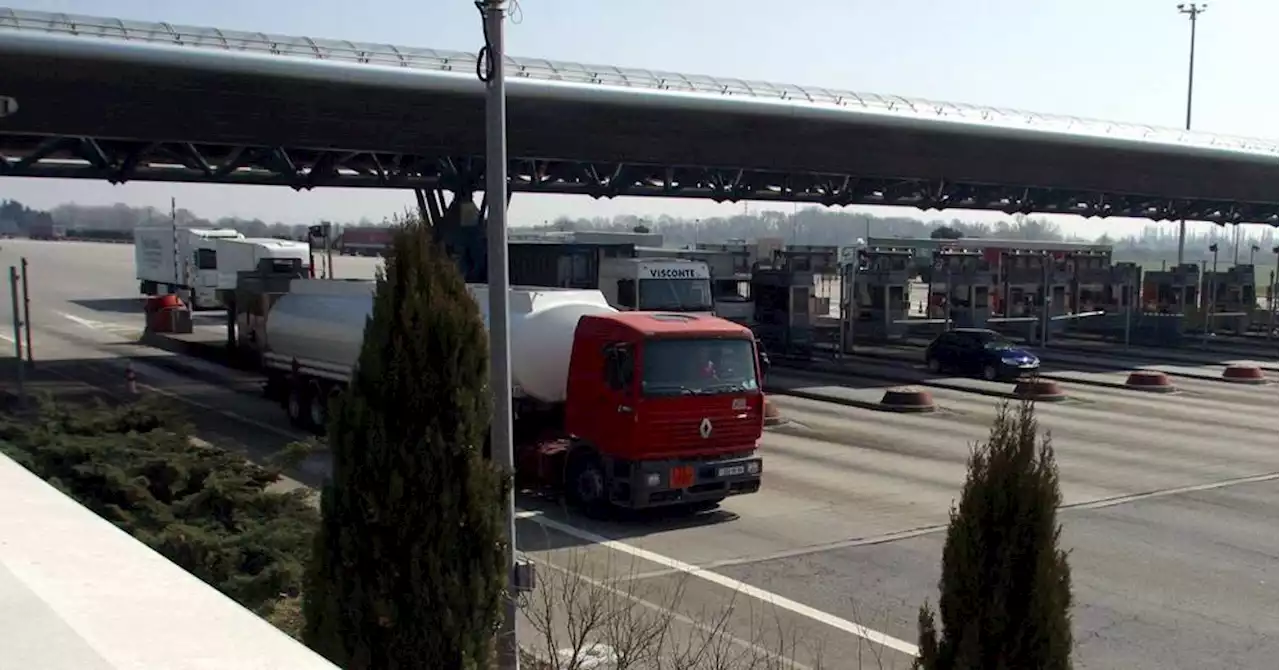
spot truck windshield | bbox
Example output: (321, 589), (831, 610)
(641, 338), (759, 397)
(638, 278), (714, 312)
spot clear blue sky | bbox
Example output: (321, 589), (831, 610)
(2, 0), (1276, 236)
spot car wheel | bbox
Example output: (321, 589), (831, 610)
(982, 364), (998, 381)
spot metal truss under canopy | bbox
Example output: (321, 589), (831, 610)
(2, 135), (1273, 225)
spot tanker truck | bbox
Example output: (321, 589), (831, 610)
(251, 278), (765, 512)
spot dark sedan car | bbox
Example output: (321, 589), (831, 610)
(924, 328), (1040, 381)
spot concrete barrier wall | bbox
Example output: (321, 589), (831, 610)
(0, 452), (337, 670)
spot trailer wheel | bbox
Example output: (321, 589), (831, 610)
(565, 451), (608, 518)
(308, 381), (329, 434)
(286, 384), (311, 430)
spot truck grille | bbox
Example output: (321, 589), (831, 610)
(646, 404), (760, 452)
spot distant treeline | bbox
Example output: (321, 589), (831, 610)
(2, 198), (1274, 265)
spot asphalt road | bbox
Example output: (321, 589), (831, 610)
(2, 239), (1277, 670)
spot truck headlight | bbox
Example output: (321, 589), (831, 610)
(645, 473), (661, 487)
(746, 461), (761, 475)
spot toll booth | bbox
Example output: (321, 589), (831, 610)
(848, 248), (916, 341)
(752, 267), (817, 356)
(1200, 264), (1257, 333)
(1066, 250), (1112, 313)
(1105, 262), (1143, 312)
(1142, 264), (1200, 314)
(927, 248), (989, 328)
(1071, 261), (1143, 339)
(769, 246), (841, 351)
(998, 248), (1070, 322)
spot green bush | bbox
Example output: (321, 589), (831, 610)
(0, 394), (317, 616)
(302, 215), (509, 669)
(915, 400), (1074, 670)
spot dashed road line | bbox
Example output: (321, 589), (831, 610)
(621, 471), (1280, 582)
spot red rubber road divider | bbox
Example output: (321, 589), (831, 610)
(879, 387), (937, 413)
(1221, 364), (1268, 384)
(1014, 379), (1068, 402)
(1124, 370), (1178, 393)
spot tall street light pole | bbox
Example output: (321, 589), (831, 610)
(1174, 2), (1206, 270)
(476, 1), (520, 669)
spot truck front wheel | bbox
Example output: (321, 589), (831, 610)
(565, 451), (609, 518)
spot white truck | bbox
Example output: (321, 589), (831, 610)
(214, 237), (313, 291)
(135, 227), (244, 310)
(240, 277), (766, 512)
(596, 257), (715, 315)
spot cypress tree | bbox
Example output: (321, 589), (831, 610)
(302, 215), (508, 669)
(915, 400), (1073, 670)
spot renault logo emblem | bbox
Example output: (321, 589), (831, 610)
(699, 418), (713, 439)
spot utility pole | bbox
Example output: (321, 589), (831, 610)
(171, 197), (180, 303)
(477, 2), (520, 668)
(1174, 3), (1206, 270)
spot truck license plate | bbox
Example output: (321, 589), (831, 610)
(716, 465), (746, 478)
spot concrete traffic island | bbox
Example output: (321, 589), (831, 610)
(1014, 379), (1068, 402)
(763, 396), (786, 426)
(1124, 370), (1178, 393)
(878, 386), (937, 413)
(1221, 364), (1268, 384)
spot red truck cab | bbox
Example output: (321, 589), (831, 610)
(560, 312), (764, 511)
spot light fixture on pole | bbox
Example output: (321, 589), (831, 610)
(1173, 3), (1206, 271)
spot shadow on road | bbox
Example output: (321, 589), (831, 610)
(70, 297), (145, 314)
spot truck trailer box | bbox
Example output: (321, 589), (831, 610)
(134, 227), (244, 286)
(135, 227), (244, 309)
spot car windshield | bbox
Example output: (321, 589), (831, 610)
(638, 278), (714, 312)
(979, 333), (1017, 350)
(641, 337), (759, 397)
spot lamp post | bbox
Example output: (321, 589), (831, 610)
(1206, 242), (1219, 335)
(1174, 3), (1207, 272)
(476, 2), (520, 668)
(1273, 246), (1279, 333)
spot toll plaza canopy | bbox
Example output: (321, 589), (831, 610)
(0, 8), (1276, 225)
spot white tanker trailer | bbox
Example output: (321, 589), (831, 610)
(254, 278), (765, 512)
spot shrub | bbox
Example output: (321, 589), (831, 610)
(302, 215), (508, 669)
(915, 400), (1073, 670)
(0, 394), (317, 615)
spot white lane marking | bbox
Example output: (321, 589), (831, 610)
(59, 311), (138, 336)
(1064, 472), (1279, 511)
(60, 311), (106, 330)
(525, 514), (920, 657)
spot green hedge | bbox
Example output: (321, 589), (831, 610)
(0, 395), (318, 620)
